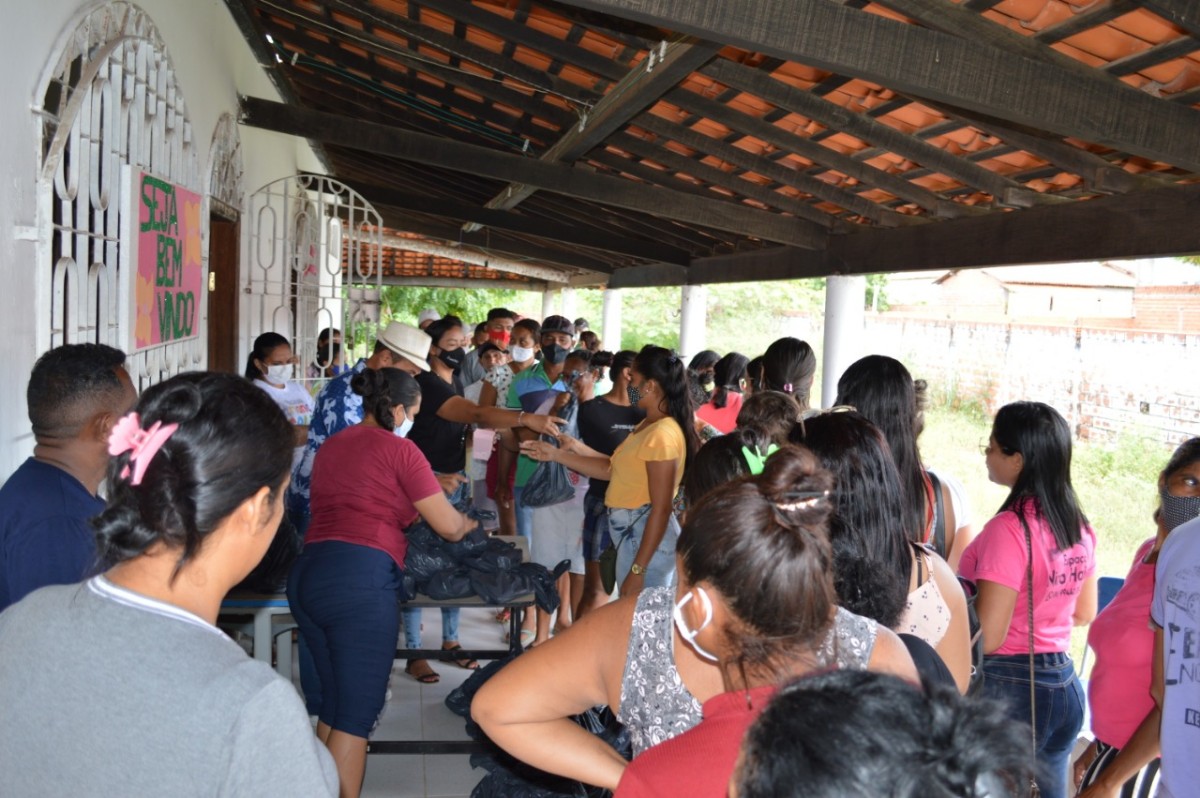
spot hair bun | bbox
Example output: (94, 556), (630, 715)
(142, 379), (204, 427)
(757, 445), (833, 525)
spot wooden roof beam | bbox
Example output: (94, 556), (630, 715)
(466, 38), (721, 227)
(1034, 1), (1137, 44)
(611, 131), (842, 224)
(1138, 1), (1200, 39)
(318, 0), (599, 110)
(554, 0), (1200, 171)
(663, 87), (949, 216)
(702, 60), (1031, 209)
(911, 97), (1177, 195)
(605, 181), (1200, 287)
(631, 113), (904, 226)
(332, 177), (693, 264)
(258, 6), (577, 130)
(239, 96), (829, 248)
(369, 208), (619, 273)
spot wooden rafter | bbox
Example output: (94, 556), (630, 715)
(332, 176), (692, 264)
(468, 38), (721, 222)
(553, 0), (1200, 171)
(239, 96), (829, 248)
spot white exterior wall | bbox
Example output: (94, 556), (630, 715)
(0, 0), (324, 481)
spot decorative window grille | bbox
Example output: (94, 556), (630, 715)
(34, 2), (201, 391)
(207, 112), (243, 221)
(246, 175), (383, 393)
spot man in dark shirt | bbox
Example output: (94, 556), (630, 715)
(575, 349), (643, 616)
(0, 343), (137, 612)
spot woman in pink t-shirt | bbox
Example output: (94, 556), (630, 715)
(1075, 437), (1200, 798)
(959, 401), (1098, 798)
(695, 352), (748, 435)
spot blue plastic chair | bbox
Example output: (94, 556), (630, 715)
(1097, 575), (1124, 615)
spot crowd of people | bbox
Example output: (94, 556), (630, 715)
(0, 309), (1197, 798)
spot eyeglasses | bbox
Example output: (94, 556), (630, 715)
(980, 439), (1017, 457)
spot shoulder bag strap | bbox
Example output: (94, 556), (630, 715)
(928, 470), (947, 559)
(1018, 511), (1040, 796)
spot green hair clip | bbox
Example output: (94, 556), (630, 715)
(741, 443), (780, 476)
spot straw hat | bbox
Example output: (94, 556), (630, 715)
(377, 321), (431, 371)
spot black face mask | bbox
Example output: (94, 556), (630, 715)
(542, 343), (569, 365)
(438, 347), (466, 370)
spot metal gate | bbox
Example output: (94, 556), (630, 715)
(246, 174), (384, 392)
(34, 2), (202, 391)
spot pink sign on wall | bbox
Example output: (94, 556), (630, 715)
(131, 171), (203, 351)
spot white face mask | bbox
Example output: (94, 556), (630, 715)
(510, 345), (535, 363)
(265, 363), (292, 384)
(393, 410), (414, 438)
(672, 587), (719, 662)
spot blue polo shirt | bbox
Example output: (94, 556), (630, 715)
(0, 458), (105, 612)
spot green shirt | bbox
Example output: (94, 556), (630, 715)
(506, 362), (561, 487)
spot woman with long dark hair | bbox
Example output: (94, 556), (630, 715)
(696, 352), (749, 434)
(760, 337), (817, 411)
(521, 345), (700, 594)
(288, 367), (474, 796)
(792, 411), (972, 692)
(1074, 437), (1200, 798)
(0, 373), (337, 795)
(835, 354), (973, 567)
(959, 401), (1098, 798)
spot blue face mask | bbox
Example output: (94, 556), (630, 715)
(627, 383), (642, 408)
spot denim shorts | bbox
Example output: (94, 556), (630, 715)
(981, 652), (1084, 798)
(609, 503), (679, 589)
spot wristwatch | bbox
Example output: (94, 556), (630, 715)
(629, 563), (647, 576)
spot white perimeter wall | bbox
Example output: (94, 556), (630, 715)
(0, 0), (324, 481)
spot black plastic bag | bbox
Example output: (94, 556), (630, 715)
(518, 395), (580, 508)
(519, 459), (576, 508)
(445, 653), (517, 718)
(470, 559), (568, 613)
(403, 524), (458, 586)
(424, 568), (474, 600)
(462, 538), (522, 574)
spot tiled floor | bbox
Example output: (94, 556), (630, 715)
(286, 607), (507, 798)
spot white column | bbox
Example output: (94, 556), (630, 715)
(561, 286), (577, 325)
(679, 284), (707, 360)
(821, 275), (867, 408)
(541, 288), (560, 320)
(602, 288), (622, 350)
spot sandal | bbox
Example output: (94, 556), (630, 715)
(404, 659), (440, 684)
(504, 628), (536, 646)
(443, 641), (479, 670)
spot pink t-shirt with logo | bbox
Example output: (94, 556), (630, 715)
(959, 498), (1097, 655)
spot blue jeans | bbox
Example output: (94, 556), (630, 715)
(981, 652), (1084, 798)
(512, 484), (534, 540)
(288, 541), (402, 737)
(610, 504), (679, 589)
(401, 474), (465, 651)
(400, 606), (459, 650)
